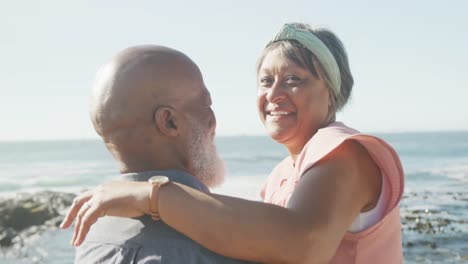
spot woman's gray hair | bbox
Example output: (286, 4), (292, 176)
(257, 23), (353, 113)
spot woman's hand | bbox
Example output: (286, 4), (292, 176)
(59, 180), (152, 246)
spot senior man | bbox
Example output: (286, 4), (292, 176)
(63, 45), (252, 264)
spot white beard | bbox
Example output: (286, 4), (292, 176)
(187, 119), (225, 188)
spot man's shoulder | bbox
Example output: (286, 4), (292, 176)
(75, 216), (253, 264)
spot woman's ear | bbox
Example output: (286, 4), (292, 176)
(154, 106), (179, 137)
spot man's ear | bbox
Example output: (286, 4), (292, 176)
(154, 107), (179, 137)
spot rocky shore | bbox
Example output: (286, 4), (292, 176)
(0, 191), (75, 253)
(401, 190), (468, 262)
(0, 190), (467, 263)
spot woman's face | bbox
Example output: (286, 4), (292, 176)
(256, 48), (331, 152)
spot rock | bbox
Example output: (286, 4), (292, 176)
(5, 203), (53, 231)
(0, 227), (16, 247)
(0, 191), (76, 249)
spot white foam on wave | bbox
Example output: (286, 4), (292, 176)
(0, 186), (87, 199)
(0, 160), (111, 178)
(426, 161), (468, 183)
(211, 174), (267, 201)
(0, 160), (117, 196)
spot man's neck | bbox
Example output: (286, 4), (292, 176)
(108, 145), (188, 175)
(119, 169), (210, 193)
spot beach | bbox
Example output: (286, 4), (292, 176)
(1, 133), (467, 263)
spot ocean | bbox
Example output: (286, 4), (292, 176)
(1, 132), (467, 263)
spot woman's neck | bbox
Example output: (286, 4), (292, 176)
(285, 140), (307, 166)
(285, 119), (336, 165)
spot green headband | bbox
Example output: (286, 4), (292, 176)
(266, 23), (341, 97)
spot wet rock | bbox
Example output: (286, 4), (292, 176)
(0, 227), (16, 247)
(405, 241), (414, 247)
(422, 241), (437, 249)
(400, 191), (468, 262)
(4, 203), (52, 231)
(0, 191), (75, 249)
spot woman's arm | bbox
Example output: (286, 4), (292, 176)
(61, 140), (380, 263)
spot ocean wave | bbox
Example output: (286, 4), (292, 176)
(0, 181), (22, 192)
(1, 161), (100, 175)
(426, 163), (468, 183)
(211, 174), (266, 200)
(0, 160), (118, 196)
(223, 154), (284, 163)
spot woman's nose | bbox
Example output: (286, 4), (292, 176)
(265, 81), (286, 103)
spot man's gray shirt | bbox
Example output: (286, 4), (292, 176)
(75, 170), (253, 264)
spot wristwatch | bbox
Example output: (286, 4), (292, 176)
(148, 175), (170, 220)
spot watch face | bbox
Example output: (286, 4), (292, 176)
(148, 175), (169, 184)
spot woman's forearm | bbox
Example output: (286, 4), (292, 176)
(158, 182), (315, 263)
(61, 142), (372, 263)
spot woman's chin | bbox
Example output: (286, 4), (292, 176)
(266, 128), (293, 145)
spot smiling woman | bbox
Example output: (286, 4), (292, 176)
(256, 47), (331, 157)
(61, 23), (404, 264)
(255, 23), (354, 161)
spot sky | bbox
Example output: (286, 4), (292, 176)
(1, 0), (467, 141)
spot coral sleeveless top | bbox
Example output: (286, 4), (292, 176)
(261, 122), (404, 264)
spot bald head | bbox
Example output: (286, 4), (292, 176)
(90, 45), (210, 174)
(90, 45), (201, 138)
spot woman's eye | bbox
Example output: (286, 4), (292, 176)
(285, 76), (300, 84)
(260, 77), (273, 86)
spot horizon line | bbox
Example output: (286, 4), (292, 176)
(1, 129), (468, 143)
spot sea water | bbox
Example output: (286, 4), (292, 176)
(1, 132), (467, 263)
